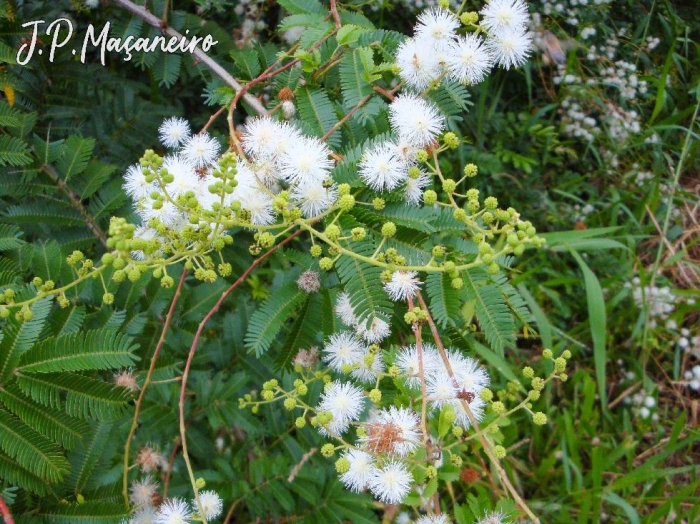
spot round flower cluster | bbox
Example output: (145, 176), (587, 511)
(395, 2), (532, 90)
(625, 277), (678, 328)
(540, 0), (613, 27)
(683, 365), (700, 391)
(123, 476), (223, 524)
(622, 389), (658, 423)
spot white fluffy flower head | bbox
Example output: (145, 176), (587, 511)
(323, 331), (365, 371)
(447, 34), (493, 85)
(154, 498), (191, 524)
(384, 270), (422, 302)
(480, 0), (529, 35)
(340, 449), (377, 492)
(486, 28), (532, 70)
(389, 95), (445, 148)
(417, 515), (453, 524)
(194, 490), (223, 520)
(317, 380), (365, 436)
(396, 37), (442, 90)
(368, 461), (412, 504)
(181, 133), (220, 168)
(158, 117), (191, 149)
(358, 142), (406, 191)
(415, 8), (460, 44)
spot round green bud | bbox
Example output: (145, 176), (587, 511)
(562, 350), (572, 359)
(58, 297), (70, 308)
(432, 245), (445, 258)
(523, 366), (535, 379)
(484, 196), (498, 210)
(554, 357), (567, 373)
(528, 390), (541, 401)
(437, 0), (450, 9)
(482, 211), (494, 225)
(531, 377), (545, 391)
(415, 150), (429, 163)
(442, 131), (459, 149)
(494, 209), (510, 222)
(479, 388), (493, 402)
(491, 401), (506, 414)
(369, 388), (382, 404)
(283, 398), (296, 411)
(388, 365), (400, 377)
(450, 454), (463, 467)
(533, 412), (547, 426)
(464, 163), (478, 177)
(487, 263), (500, 275)
(321, 443), (335, 458)
(481, 253), (493, 264)
(442, 179), (457, 194)
(112, 258), (126, 270)
(325, 224), (341, 241)
(296, 384), (308, 395)
(381, 222), (397, 238)
(526, 226), (537, 237)
(425, 465), (437, 479)
(195, 477), (206, 489)
(319, 257), (333, 271)
(218, 263), (232, 277)
(424, 190), (438, 205)
(452, 426), (464, 438)
(372, 198), (385, 211)
(338, 183), (351, 196)
(335, 457), (350, 473)
(513, 244), (525, 256)
(467, 199), (480, 213)
(559, 373), (568, 381)
(251, 405), (259, 414)
(454, 208), (467, 222)
(295, 416), (306, 428)
(338, 194), (355, 211)
(261, 390), (274, 401)
(407, 166), (421, 179)
(310, 245), (323, 258)
(351, 227), (366, 241)
(542, 348), (553, 359)
(258, 232), (275, 249)
(0, 306), (8, 319)
(460, 11), (479, 25)
(127, 269), (141, 283)
(451, 278), (463, 290)
(160, 275), (175, 288)
(102, 293), (114, 305)
(112, 270), (126, 283)
(494, 445), (507, 459)
(32, 276), (43, 287)
(22, 308), (33, 321)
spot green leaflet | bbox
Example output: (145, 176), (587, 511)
(426, 272), (460, 328)
(245, 280), (306, 357)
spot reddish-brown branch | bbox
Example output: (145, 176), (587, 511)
(329, 0), (342, 30)
(0, 497), (15, 524)
(178, 229), (305, 515)
(321, 93), (372, 141)
(122, 268), (188, 506)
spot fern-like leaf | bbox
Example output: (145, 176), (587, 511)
(462, 269), (516, 354)
(0, 408), (69, 483)
(55, 135), (94, 181)
(426, 272), (460, 328)
(0, 451), (55, 496)
(244, 281), (306, 357)
(339, 47), (374, 111)
(0, 298), (52, 383)
(34, 502), (128, 523)
(0, 223), (24, 251)
(18, 330), (138, 374)
(16, 372), (134, 421)
(277, 0), (326, 14)
(296, 87), (341, 148)
(0, 135), (31, 167)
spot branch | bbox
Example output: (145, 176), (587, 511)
(0, 497), (14, 524)
(110, 0), (268, 117)
(122, 268), (188, 506)
(179, 229), (304, 523)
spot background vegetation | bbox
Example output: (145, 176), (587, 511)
(0, 0), (698, 522)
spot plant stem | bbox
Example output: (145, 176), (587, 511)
(178, 229), (304, 523)
(122, 268), (188, 506)
(0, 497), (14, 524)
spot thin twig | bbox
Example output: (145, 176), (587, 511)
(122, 268), (188, 506)
(38, 157), (108, 247)
(110, 0), (267, 116)
(321, 93), (372, 142)
(179, 229), (304, 523)
(416, 292), (541, 524)
(0, 497), (15, 524)
(329, 0), (342, 30)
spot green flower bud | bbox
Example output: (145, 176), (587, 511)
(442, 132), (459, 148)
(161, 275), (175, 288)
(310, 245), (323, 257)
(484, 196), (498, 210)
(372, 197), (385, 210)
(283, 398), (296, 410)
(454, 208), (467, 222)
(381, 222), (397, 238)
(442, 179), (457, 194)
(195, 478), (206, 489)
(325, 224), (341, 241)
(460, 11), (479, 25)
(450, 454), (463, 467)
(487, 263), (500, 275)
(562, 350), (572, 359)
(464, 163), (478, 177)
(479, 388), (493, 402)
(295, 416), (306, 428)
(369, 388), (382, 404)
(542, 348), (553, 359)
(491, 401), (506, 414)
(261, 390), (274, 401)
(32, 277), (43, 287)
(533, 412), (547, 425)
(321, 443), (335, 458)
(338, 194), (355, 211)
(554, 357), (567, 373)
(523, 366), (535, 378)
(494, 445), (506, 459)
(531, 377), (545, 391)
(351, 227), (366, 241)
(335, 457), (350, 473)
(451, 278), (463, 290)
(319, 257), (333, 271)
(338, 183), (351, 196)
(102, 293), (114, 305)
(528, 390), (541, 401)
(416, 150), (429, 163)
(452, 426), (464, 438)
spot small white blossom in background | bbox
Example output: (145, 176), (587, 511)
(125, 505), (158, 524)
(684, 365), (700, 391)
(129, 476), (158, 508)
(476, 510), (511, 524)
(622, 389), (658, 423)
(154, 497), (191, 524)
(194, 490), (223, 520)
(416, 514), (452, 524)
(384, 270), (422, 302)
(158, 117), (191, 148)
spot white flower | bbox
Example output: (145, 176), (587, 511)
(158, 117), (191, 148)
(322, 331), (366, 371)
(281, 100), (296, 119)
(162, 155), (200, 198)
(124, 163), (155, 202)
(426, 370), (457, 409)
(415, 8), (460, 45)
(405, 171), (430, 205)
(396, 37), (442, 90)
(242, 118), (300, 160)
(154, 498), (191, 524)
(340, 449), (378, 492)
(317, 380), (366, 436)
(335, 292), (358, 326)
(358, 142), (406, 191)
(389, 94), (445, 148)
(446, 34), (493, 85)
(450, 394), (485, 429)
(384, 270), (422, 302)
(129, 476), (158, 508)
(279, 136), (333, 184)
(417, 515), (452, 524)
(130, 505), (158, 524)
(194, 490), (223, 520)
(393, 140), (419, 166)
(232, 177), (277, 226)
(180, 133), (220, 168)
(356, 316), (391, 343)
(351, 349), (386, 384)
(361, 406), (420, 456)
(396, 343), (441, 389)
(291, 179), (337, 218)
(446, 350), (490, 393)
(480, 0), (529, 35)
(139, 200), (181, 228)
(476, 510), (510, 524)
(485, 28), (532, 70)
(368, 461), (412, 504)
